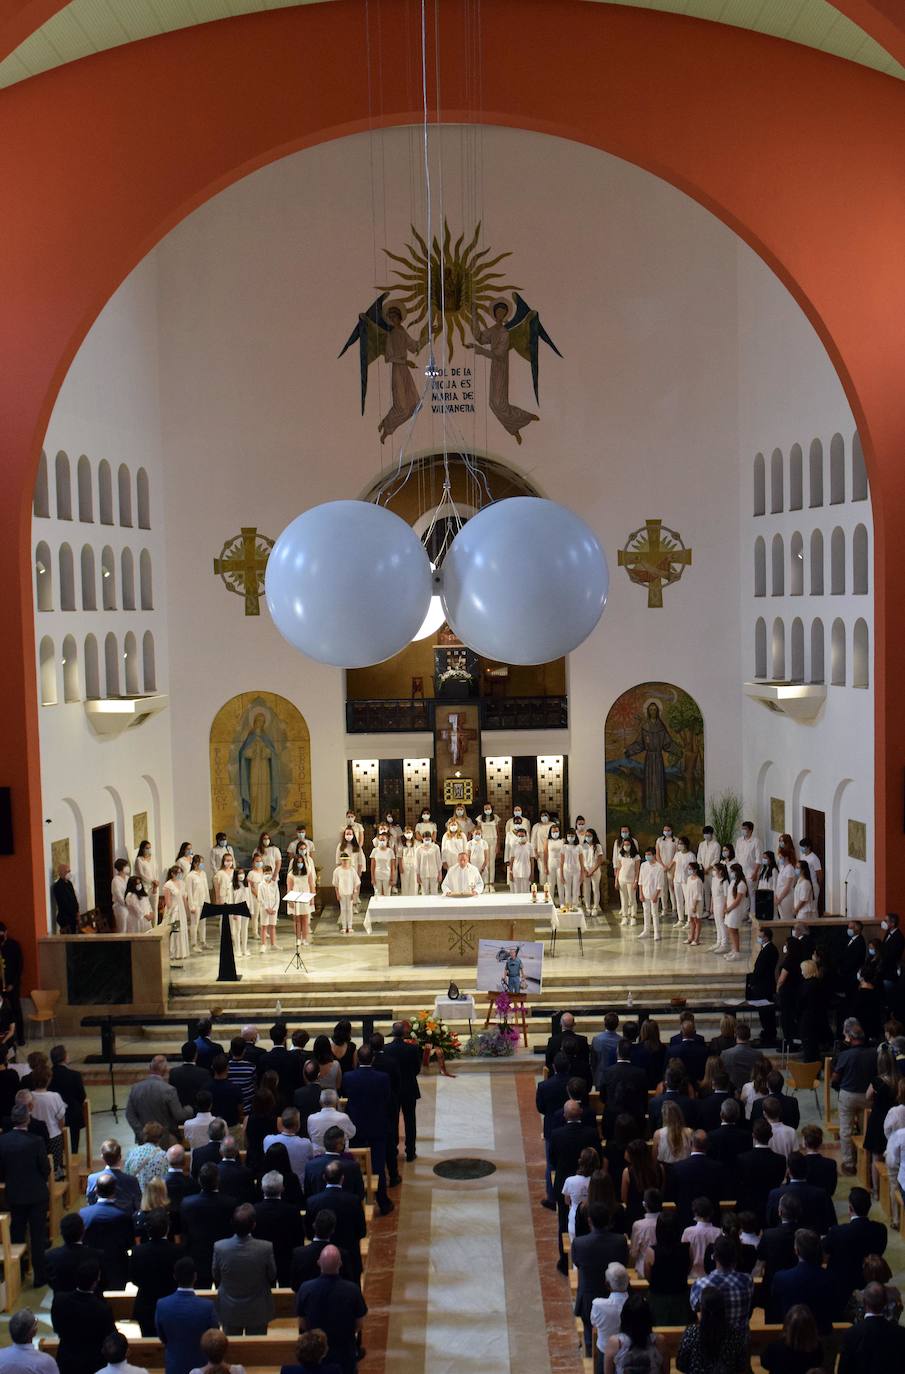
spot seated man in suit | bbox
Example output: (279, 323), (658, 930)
(290, 1208), (356, 1291)
(79, 1171), (134, 1290)
(648, 1066), (699, 1130)
(750, 1069), (801, 1129)
(771, 1227), (837, 1333)
(837, 1281), (905, 1368)
(254, 1168), (306, 1287)
(212, 1201), (276, 1336)
(570, 1201), (628, 1356)
(45, 1212), (104, 1294)
(757, 1192), (803, 1319)
(86, 1139), (142, 1213)
(799, 1123), (838, 1196)
(179, 1160), (236, 1286)
(305, 1159), (367, 1282)
(736, 1118), (787, 1226)
(824, 1185), (888, 1303)
(706, 1098), (752, 1167)
(669, 1131), (730, 1228)
(50, 1257), (116, 1374)
(156, 1256), (219, 1374)
(304, 1125), (365, 1200)
(128, 1206), (182, 1336)
(765, 1151), (837, 1235)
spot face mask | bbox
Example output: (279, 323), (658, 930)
(514, 810), (522, 817)
(237, 873), (246, 884)
(519, 837), (527, 845)
(186, 851), (193, 859)
(550, 830), (560, 840)
(678, 844), (686, 853)
(344, 832), (353, 841)
(645, 854), (654, 863)
(663, 829), (672, 837)
(759, 936), (767, 946)
(847, 928), (855, 938)
(541, 815), (549, 823)
(722, 850), (730, 859)
(622, 846), (631, 854)
(620, 830), (629, 839)
(254, 862), (262, 870)
(449, 825), (458, 834)
(484, 808), (492, 816)
(782, 944), (788, 954)
(704, 832), (713, 840)
(801, 847), (810, 855)
(404, 831), (413, 839)
(455, 809), (464, 817)
(378, 840), (387, 848)
(386, 816), (394, 824)
(583, 836), (591, 844)
(567, 835), (577, 844)
(422, 813), (430, 821)
(882, 921), (889, 931)
(868, 947), (878, 959)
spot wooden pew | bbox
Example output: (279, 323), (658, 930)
(104, 1286), (299, 1320)
(0, 1212), (27, 1313)
(41, 1333), (300, 1370)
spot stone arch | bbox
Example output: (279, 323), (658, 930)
(604, 681), (703, 862)
(209, 691), (312, 859)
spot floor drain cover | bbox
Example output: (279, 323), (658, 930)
(432, 1157), (497, 1180)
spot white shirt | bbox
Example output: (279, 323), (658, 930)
(639, 860), (664, 900)
(184, 1112), (214, 1149)
(209, 843), (234, 875)
(442, 862), (485, 895)
(440, 833), (467, 867)
(613, 837), (634, 869)
(591, 1292), (629, 1352)
(885, 1124), (905, 1194)
(776, 861), (797, 916)
(656, 835), (677, 870)
(735, 834), (762, 876)
(673, 850), (694, 885)
(510, 841), (534, 879)
(615, 853), (638, 885)
(416, 841), (442, 879)
(768, 1120), (798, 1160)
(258, 878), (279, 912)
(307, 1107), (356, 1152)
(793, 878), (817, 917)
(29, 1089), (66, 1138)
(262, 1130), (313, 1185)
(684, 875), (704, 912)
(801, 851), (821, 896)
(98, 1363), (148, 1374)
(468, 835), (489, 870)
(697, 839), (720, 872)
(333, 865), (360, 896)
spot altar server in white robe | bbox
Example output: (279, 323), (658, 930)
(441, 821), (467, 871)
(477, 805), (501, 888)
(209, 833), (234, 880)
(135, 841), (159, 906)
(799, 839), (821, 905)
(258, 865), (279, 949)
(561, 830), (583, 908)
(175, 842), (193, 879)
(638, 847), (664, 941)
(775, 851), (798, 917)
(546, 824), (565, 906)
(343, 810), (365, 849)
(111, 860), (130, 933)
(398, 831), (420, 896)
(793, 859), (818, 918)
(655, 825), (677, 916)
(468, 828), (490, 888)
(580, 828), (603, 913)
(708, 862), (729, 954)
(233, 867), (254, 952)
(162, 865), (189, 963)
(287, 852), (316, 944)
(371, 836), (396, 897)
(186, 854), (211, 952)
(735, 822), (762, 890)
(124, 876), (152, 934)
(616, 841), (640, 926)
(507, 828), (533, 893)
(672, 837), (694, 927)
(416, 831), (442, 895)
(531, 812), (553, 884)
(696, 826), (720, 914)
(257, 830), (283, 884)
(333, 853), (361, 934)
(415, 809), (437, 841)
(442, 850), (485, 895)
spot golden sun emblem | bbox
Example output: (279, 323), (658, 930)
(380, 220), (519, 360)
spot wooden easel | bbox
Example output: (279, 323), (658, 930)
(484, 994), (529, 1048)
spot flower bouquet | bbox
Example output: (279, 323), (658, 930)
(463, 1026), (517, 1057)
(411, 1009), (461, 1076)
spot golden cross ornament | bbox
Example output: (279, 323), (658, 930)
(618, 518), (692, 608)
(213, 527), (275, 615)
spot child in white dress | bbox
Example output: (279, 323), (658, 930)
(398, 832), (419, 896)
(532, 812), (552, 885)
(683, 862), (704, 947)
(162, 865), (188, 963)
(508, 829), (534, 893)
(562, 1146), (599, 1239)
(441, 822), (467, 871)
(371, 837), (396, 897)
(709, 862), (729, 955)
(232, 867), (254, 953)
(175, 842), (193, 879)
(581, 829), (603, 913)
(287, 853), (316, 944)
(185, 854), (211, 952)
(561, 831), (583, 907)
(333, 853), (361, 933)
(615, 841), (640, 927)
(124, 876), (152, 934)
(467, 829), (489, 888)
(134, 841), (159, 906)
(416, 832), (442, 895)
(672, 838), (694, 928)
(258, 866), (279, 950)
(546, 825), (565, 906)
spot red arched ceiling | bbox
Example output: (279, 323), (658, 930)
(2, 0), (904, 975)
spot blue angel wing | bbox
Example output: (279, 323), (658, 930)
(505, 292), (562, 402)
(339, 293), (392, 414)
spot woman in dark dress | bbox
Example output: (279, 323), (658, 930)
(864, 1043), (897, 1189)
(776, 937), (806, 1048)
(676, 1288), (747, 1374)
(851, 957), (885, 1043)
(647, 1212), (692, 1327)
(262, 1140), (303, 1205)
(244, 1086), (278, 1175)
(602, 1114), (636, 1190)
(574, 1169), (627, 1238)
(638, 1019), (666, 1089)
(797, 959), (833, 1061)
(761, 1304), (824, 1374)
(330, 1019), (358, 1079)
(620, 1139), (664, 1230)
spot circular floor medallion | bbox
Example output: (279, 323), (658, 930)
(432, 1156), (497, 1180)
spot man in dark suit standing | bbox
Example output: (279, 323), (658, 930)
(169, 1041), (212, 1111)
(79, 1172), (134, 1290)
(750, 1070), (801, 1128)
(290, 1209), (355, 1290)
(190, 1117), (228, 1179)
(179, 1161), (235, 1286)
(570, 1201), (628, 1356)
(838, 921), (867, 1001)
(342, 1044), (394, 1214)
(49, 1044), (87, 1157)
(757, 1193), (803, 1318)
(648, 1067), (699, 1130)
(218, 1136), (256, 1204)
(305, 1160), (367, 1282)
(771, 1228), (837, 1332)
(598, 1039), (648, 1136)
(672, 1017), (709, 1085)
(670, 1131), (730, 1228)
(45, 1212), (104, 1294)
(696, 1072), (736, 1133)
(544, 1012), (591, 1082)
(304, 1126), (366, 1201)
(0, 1101), (50, 1285)
(212, 1202), (277, 1336)
(706, 1099), (752, 1167)
(536, 1052), (571, 1210)
(127, 1208), (181, 1336)
(384, 1020), (421, 1162)
(736, 1119), (787, 1225)
(294, 1057), (326, 1133)
(748, 927), (779, 1045)
(51, 865), (80, 934)
(370, 1031), (402, 1186)
(156, 1257), (219, 1374)
(254, 1168), (305, 1286)
(50, 1257), (116, 1374)
(193, 1017), (224, 1072)
(800, 1124), (838, 1195)
(86, 1139), (142, 1212)
(824, 1187), (888, 1302)
(838, 1281), (905, 1370)
(765, 1152), (836, 1235)
(164, 1142), (199, 1226)
(550, 1100), (601, 1272)
(259, 1021), (302, 1107)
(0, 923), (24, 1045)
(878, 913), (905, 998)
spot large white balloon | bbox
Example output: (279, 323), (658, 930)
(440, 497), (608, 664)
(265, 500), (432, 668)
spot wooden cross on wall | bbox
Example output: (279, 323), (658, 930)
(213, 527), (274, 616)
(618, 518), (692, 608)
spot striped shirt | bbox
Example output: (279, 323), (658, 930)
(227, 1056), (257, 1113)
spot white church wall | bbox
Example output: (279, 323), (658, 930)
(155, 126), (744, 852)
(33, 257), (173, 921)
(736, 248), (874, 916)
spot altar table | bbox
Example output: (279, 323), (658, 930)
(368, 892), (554, 966)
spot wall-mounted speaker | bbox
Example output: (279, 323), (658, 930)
(0, 789), (12, 855)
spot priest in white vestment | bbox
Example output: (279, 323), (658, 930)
(441, 851), (485, 896)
